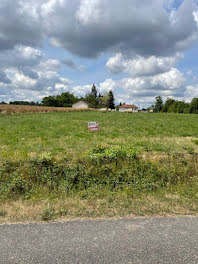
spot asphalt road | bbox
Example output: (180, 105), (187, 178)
(0, 217), (198, 264)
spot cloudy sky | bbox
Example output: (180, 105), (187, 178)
(1, 0), (198, 107)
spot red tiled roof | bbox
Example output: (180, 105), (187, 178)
(119, 104), (138, 109)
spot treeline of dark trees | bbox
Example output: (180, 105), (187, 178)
(41, 92), (78, 107)
(152, 96), (198, 114)
(0, 84), (115, 109)
(0, 101), (40, 106)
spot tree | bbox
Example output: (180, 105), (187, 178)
(41, 92), (78, 107)
(56, 92), (78, 107)
(85, 84), (99, 108)
(189, 98), (198, 114)
(106, 90), (115, 109)
(99, 94), (109, 108)
(9, 101), (40, 106)
(162, 98), (175, 113)
(160, 98), (190, 113)
(98, 93), (103, 108)
(91, 84), (97, 98)
(41, 96), (58, 107)
(154, 96), (163, 113)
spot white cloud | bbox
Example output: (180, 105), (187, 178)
(71, 85), (92, 97)
(150, 68), (185, 90)
(106, 53), (183, 77)
(120, 68), (185, 97)
(185, 85), (198, 100)
(76, 0), (101, 25)
(0, 45), (72, 101)
(98, 79), (117, 94)
(106, 54), (126, 75)
(39, 59), (61, 71)
(12, 73), (37, 89)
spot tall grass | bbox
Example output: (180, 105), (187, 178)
(0, 104), (95, 114)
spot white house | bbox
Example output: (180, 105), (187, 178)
(119, 104), (138, 112)
(72, 100), (89, 109)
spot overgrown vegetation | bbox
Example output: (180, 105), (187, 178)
(1, 112), (198, 222)
(1, 146), (198, 200)
(0, 147), (198, 221)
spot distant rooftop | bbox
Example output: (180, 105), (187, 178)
(119, 104), (138, 109)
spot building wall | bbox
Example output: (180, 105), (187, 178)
(119, 108), (129, 112)
(119, 108), (138, 112)
(72, 101), (89, 109)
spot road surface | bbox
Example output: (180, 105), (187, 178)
(0, 217), (198, 263)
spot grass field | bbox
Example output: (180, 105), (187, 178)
(1, 111), (198, 161)
(1, 111), (198, 223)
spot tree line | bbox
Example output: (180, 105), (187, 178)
(0, 84), (115, 109)
(151, 96), (198, 114)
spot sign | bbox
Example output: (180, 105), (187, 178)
(88, 122), (99, 132)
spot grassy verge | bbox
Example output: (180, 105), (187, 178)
(1, 146), (198, 223)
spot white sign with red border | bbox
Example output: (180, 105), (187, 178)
(88, 122), (99, 132)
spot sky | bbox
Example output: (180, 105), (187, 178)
(0, 0), (198, 108)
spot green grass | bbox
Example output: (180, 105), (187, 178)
(1, 112), (198, 161)
(1, 112), (198, 222)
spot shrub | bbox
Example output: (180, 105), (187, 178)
(41, 207), (56, 221)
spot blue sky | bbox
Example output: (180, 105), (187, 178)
(0, 0), (198, 108)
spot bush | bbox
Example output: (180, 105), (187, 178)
(41, 207), (56, 221)
(0, 147), (198, 200)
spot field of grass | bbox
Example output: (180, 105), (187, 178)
(1, 111), (198, 161)
(1, 111), (198, 223)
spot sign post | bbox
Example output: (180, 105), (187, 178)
(88, 122), (99, 132)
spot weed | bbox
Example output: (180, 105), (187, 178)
(192, 139), (198, 145)
(0, 210), (7, 217)
(58, 207), (69, 216)
(41, 207), (56, 221)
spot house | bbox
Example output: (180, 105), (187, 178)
(119, 104), (138, 113)
(72, 100), (89, 109)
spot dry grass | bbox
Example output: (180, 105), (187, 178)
(1, 194), (198, 224)
(0, 104), (95, 114)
